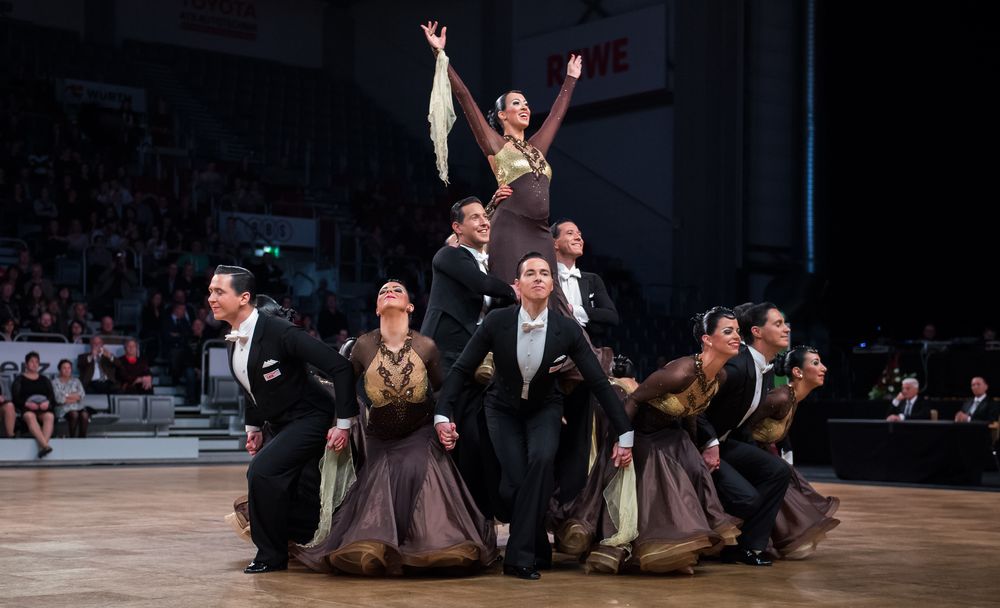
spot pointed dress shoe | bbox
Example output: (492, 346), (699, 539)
(244, 560), (288, 574)
(503, 564), (541, 580)
(720, 546), (772, 566)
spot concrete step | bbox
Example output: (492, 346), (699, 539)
(170, 418), (213, 429)
(199, 437), (242, 452)
(169, 428), (234, 437)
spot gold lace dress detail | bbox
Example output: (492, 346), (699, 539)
(647, 354), (720, 417)
(363, 334), (432, 439)
(752, 384), (797, 444)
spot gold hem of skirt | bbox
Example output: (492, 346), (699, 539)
(326, 540), (486, 576)
(636, 537), (712, 573)
(224, 511), (252, 544)
(777, 518), (840, 560)
(554, 521), (593, 557)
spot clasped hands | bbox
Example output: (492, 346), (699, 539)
(435, 421), (459, 451)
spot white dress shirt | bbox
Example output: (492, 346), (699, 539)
(517, 307), (549, 399)
(891, 396), (917, 419)
(714, 345), (772, 445)
(461, 244), (491, 324)
(969, 395), (985, 417)
(437, 306), (632, 447)
(557, 262), (590, 327)
(236, 307), (352, 433)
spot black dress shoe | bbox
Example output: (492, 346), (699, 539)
(720, 546), (772, 566)
(38, 445), (53, 458)
(244, 561), (288, 574)
(503, 564), (541, 580)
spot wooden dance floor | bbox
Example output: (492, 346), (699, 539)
(2, 465), (997, 607)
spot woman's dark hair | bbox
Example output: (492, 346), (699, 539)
(734, 301), (779, 344)
(25, 351), (40, 363)
(57, 358), (73, 371)
(514, 251), (549, 281)
(486, 90), (525, 133)
(773, 345), (819, 377)
(612, 354), (636, 379)
(691, 306), (737, 344)
(214, 265), (256, 299)
(255, 294), (296, 322)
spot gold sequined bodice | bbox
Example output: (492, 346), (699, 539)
(363, 334), (432, 439)
(752, 386), (797, 444)
(647, 355), (720, 418)
(493, 143), (552, 187)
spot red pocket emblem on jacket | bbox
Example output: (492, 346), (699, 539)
(263, 368), (282, 381)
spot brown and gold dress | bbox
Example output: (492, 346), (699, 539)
(291, 330), (498, 575)
(448, 62), (576, 290)
(752, 384), (839, 559)
(553, 355), (741, 574)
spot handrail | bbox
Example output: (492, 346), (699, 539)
(13, 332), (68, 343)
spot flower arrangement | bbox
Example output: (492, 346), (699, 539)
(868, 364), (917, 400)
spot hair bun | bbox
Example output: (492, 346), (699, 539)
(773, 350), (792, 377)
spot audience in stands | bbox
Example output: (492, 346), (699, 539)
(53, 358), (90, 438)
(116, 339), (154, 395)
(10, 352), (56, 457)
(78, 336), (118, 394)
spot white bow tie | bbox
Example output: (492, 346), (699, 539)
(521, 320), (546, 333)
(225, 331), (249, 345)
(559, 266), (582, 281)
(473, 251), (489, 266)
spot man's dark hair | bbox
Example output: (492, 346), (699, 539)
(734, 301), (779, 344)
(214, 265), (256, 300)
(550, 218), (574, 239)
(450, 196), (483, 234)
(25, 351), (40, 363)
(515, 251), (550, 280)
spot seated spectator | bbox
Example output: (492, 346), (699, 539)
(886, 378), (931, 421)
(53, 286), (72, 321)
(31, 311), (63, 341)
(68, 301), (91, 331)
(177, 240), (210, 275)
(20, 283), (48, 325)
(116, 339), (153, 395)
(98, 315), (120, 336)
(955, 376), (998, 423)
(33, 186), (59, 220)
(318, 294), (349, 341)
(77, 336), (118, 394)
(2, 387), (15, 438)
(1, 317), (18, 342)
(67, 319), (86, 344)
(162, 302), (192, 385)
(53, 358), (90, 438)
(23, 262), (55, 300)
(93, 251), (138, 313)
(11, 351), (56, 457)
(66, 219), (90, 253)
(182, 318), (209, 404)
(0, 282), (20, 325)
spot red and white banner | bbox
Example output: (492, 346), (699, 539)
(3, 0), (84, 33)
(117, 0), (325, 68)
(60, 79), (148, 113)
(513, 5), (669, 108)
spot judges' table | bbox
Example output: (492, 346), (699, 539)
(828, 419), (994, 486)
